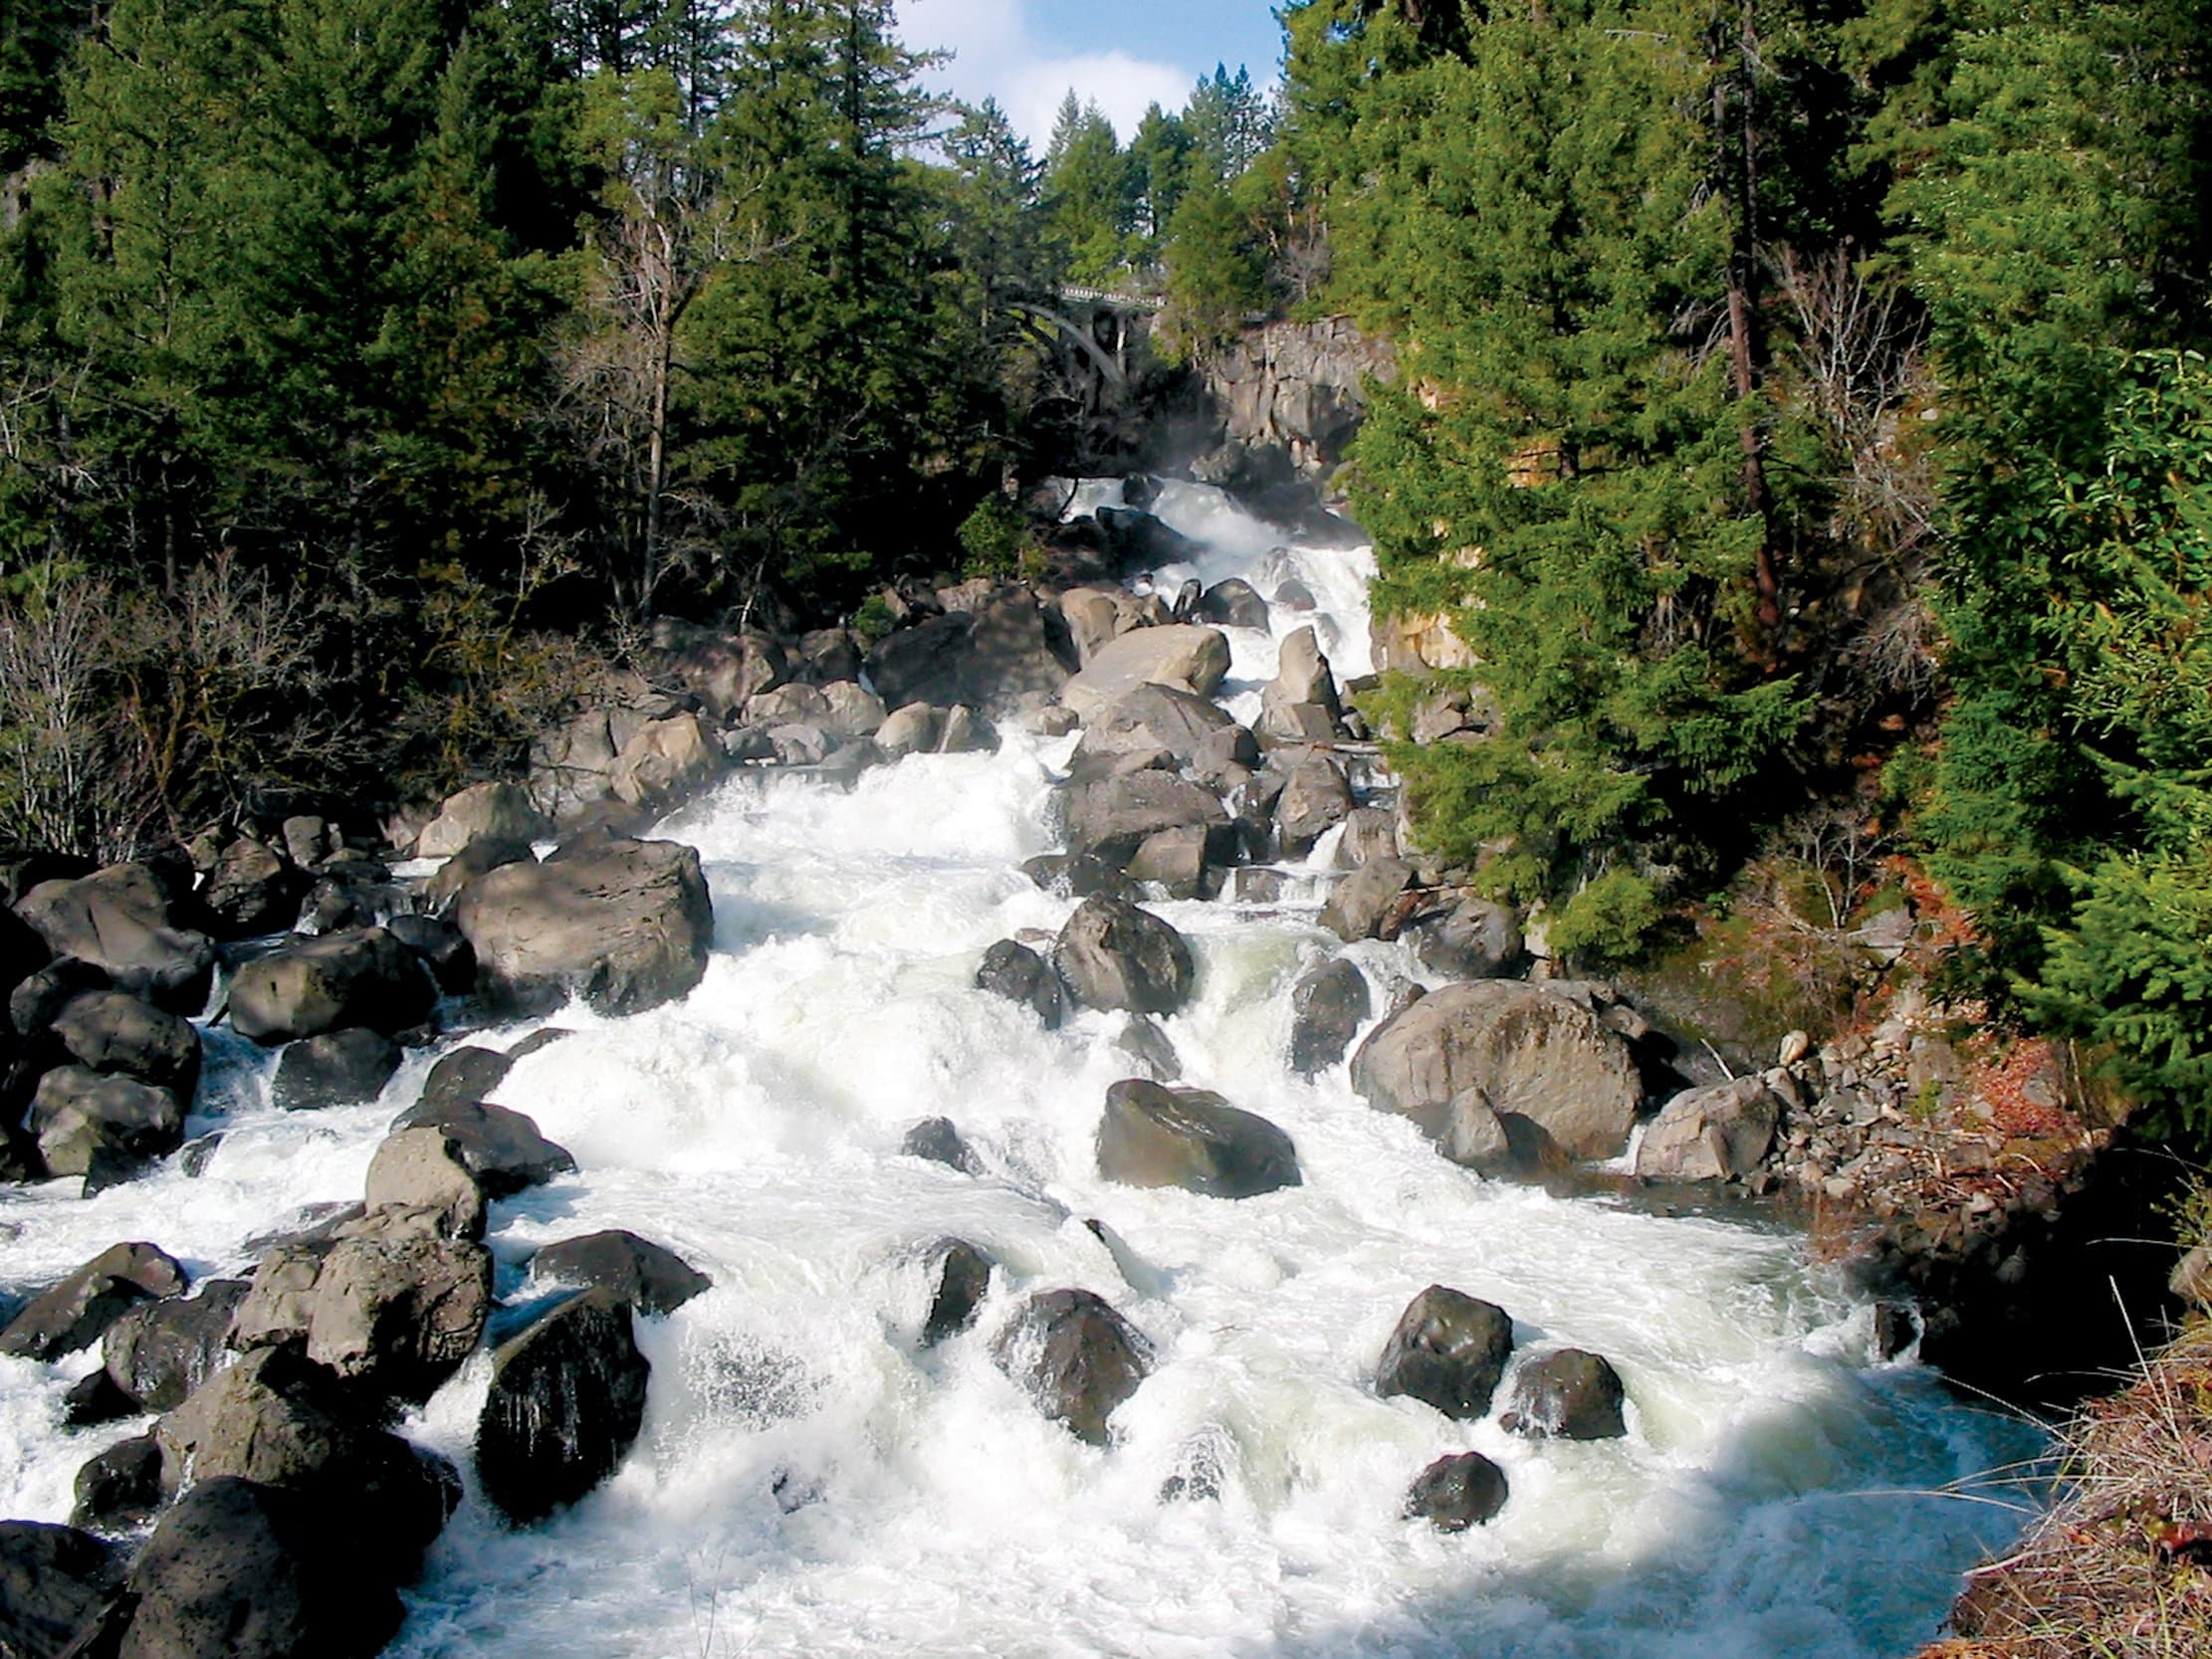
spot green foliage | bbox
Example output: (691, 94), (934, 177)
(1545, 869), (1666, 963)
(954, 494), (1035, 581)
(1158, 179), (1264, 361)
(1040, 93), (1134, 286)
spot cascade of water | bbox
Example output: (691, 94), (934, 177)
(0, 480), (2032, 1659)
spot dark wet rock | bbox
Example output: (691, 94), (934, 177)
(28, 1066), (184, 1178)
(1097, 1079), (1300, 1199)
(900, 1118), (980, 1173)
(271, 1028), (401, 1112)
(413, 1044), (517, 1114)
(0, 1519), (122, 1658)
(454, 835), (713, 1016)
(0, 903), (51, 1005)
(62, 1367), (140, 1428)
(296, 1236), (494, 1402)
(530, 1230), (711, 1317)
(16, 863), (217, 1015)
(294, 872), (382, 936)
(102, 1280), (251, 1411)
(475, 1288), (651, 1524)
(229, 928), (437, 1046)
(0, 1242), (185, 1361)
(1061, 771), (1229, 868)
(1053, 897), (1196, 1017)
(992, 1289), (1151, 1446)
(388, 1094), (575, 1200)
(201, 838), (306, 939)
(1874, 1301), (1919, 1360)
(49, 991), (200, 1100)
(97, 1475), (407, 1659)
(362, 1128), (486, 1241)
(1290, 958), (1372, 1078)
(1351, 981), (1644, 1163)
(1405, 1451), (1508, 1531)
(1020, 853), (1135, 903)
(1500, 1348), (1627, 1441)
(922, 1239), (994, 1348)
(9, 958), (109, 1040)
(73, 1432), (164, 1532)
(1409, 896), (1524, 981)
(382, 914), (475, 993)
(974, 939), (1065, 1029)
(1198, 577), (1270, 630)
(1377, 1285), (1515, 1420)
(1113, 1015), (1181, 1082)
(1632, 1076), (1783, 1182)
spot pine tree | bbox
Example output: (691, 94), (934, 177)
(1039, 94), (1132, 287)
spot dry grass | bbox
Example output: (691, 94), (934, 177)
(1935, 1322), (2212, 1657)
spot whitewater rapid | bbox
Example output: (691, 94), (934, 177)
(0, 481), (2036, 1658)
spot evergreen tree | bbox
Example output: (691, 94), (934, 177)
(1040, 93), (1133, 287)
(1126, 103), (1192, 255)
(1183, 62), (1270, 187)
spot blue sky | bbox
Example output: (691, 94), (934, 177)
(898, 1), (1286, 147)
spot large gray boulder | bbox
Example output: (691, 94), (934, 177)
(1289, 958), (1371, 1077)
(1268, 749), (1355, 856)
(1633, 1076), (1782, 1182)
(1256, 626), (1344, 743)
(991, 1289), (1151, 1446)
(92, 1477), (404, 1659)
(29, 1065), (185, 1176)
(1053, 896), (1196, 1016)
(866, 589), (1068, 713)
(974, 938), (1064, 1029)
(299, 1235), (494, 1401)
(1500, 1348), (1628, 1440)
(610, 713), (726, 814)
(1061, 772), (1229, 867)
(387, 1096), (576, 1198)
(103, 1280), (252, 1410)
(0, 1242), (184, 1360)
(271, 1028), (402, 1111)
(1410, 896), (1525, 980)
(1059, 625), (1231, 720)
(1350, 981), (1643, 1162)
(475, 1289), (651, 1523)
(52, 989), (202, 1099)
(201, 838), (306, 939)
(1377, 1285), (1514, 1420)
(1070, 683), (1237, 772)
(227, 928), (437, 1046)
(1096, 1080), (1300, 1198)
(1318, 857), (1416, 943)
(16, 863), (216, 1014)
(362, 1128), (487, 1241)
(453, 836), (713, 1016)
(413, 781), (549, 861)
(0, 1520), (123, 1659)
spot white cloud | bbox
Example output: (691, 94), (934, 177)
(899, 0), (1193, 146)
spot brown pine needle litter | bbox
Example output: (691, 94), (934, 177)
(1926, 1323), (2212, 1657)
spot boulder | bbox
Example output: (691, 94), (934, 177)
(1020, 853), (1135, 903)
(1332, 807), (1400, 870)
(383, 914), (475, 993)
(1113, 1015), (1181, 1081)
(29, 1066), (184, 1177)
(228, 1246), (331, 1354)
(300, 1235), (494, 1401)
(0, 1521), (123, 1659)
(1093, 506), (1199, 570)
(1269, 749), (1355, 856)
(200, 838), (306, 939)
(530, 1230), (711, 1317)
(424, 834), (534, 912)
(1350, 981), (1644, 1162)
(974, 938), (1064, 1029)
(73, 1433), (164, 1532)
(1096, 1079), (1300, 1198)
(388, 1097), (575, 1199)
(1289, 958), (1371, 1077)
(1633, 1076), (1782, 1182)
(1404, 1451), (1509, 1532)
(1436, 1088), (1550, 1176)
(900, 1117), (980, 1172)
(99, 1476), (406, 1659)
(153, 1348), (459, 1580)
(103, 1280), (252, 1411)
(363, 1128), (486, 1241)
(741, 683), (831, 727)
(453, 836), (713, 1016)
(937, 705), (998, 755)
(52, 989), (201, 1099)
(1377, 1285), (1514, 1420)
(1500, 1348), (1628, 1440)
(16, 863), (216, 1014)
(1197, 577), (1269, 630)
(412, 781), (549, 862)
(871, 702), (941, 758)
(0, 1242), (184, 1360)
(10, 957), (109, 1039)
(865, 590), (1068, 713)
(280, 816), (337, 868)
(62, 1367), (139, 1428)
(1410, 897), (1524, 981)
(228, 928), (437, 1046)
(1069, 684), (1237, 773)
(527, 706), (629, 825)
(820, 681), (886, 738)
(271, 1028), (402, 1112)
(411, 1037), (555, 1115)
(1319, 857), (1416, 943)
(991, 1289), (1150, 1446)
(610, 713), (726, 814)
(921, 1238), (994, 1348)
(1123, 824), (1227, 900)
(1059, 624), (1231, 721)
(294, 873), (382, 936)
(1053, 896), (1196, 1017)
(650, 620), (787, 719)
(475, 1288), (651, 1523)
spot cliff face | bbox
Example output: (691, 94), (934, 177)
(1200, 317), (1397, 474)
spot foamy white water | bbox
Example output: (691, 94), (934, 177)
(0, 480), (2033, 1659)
